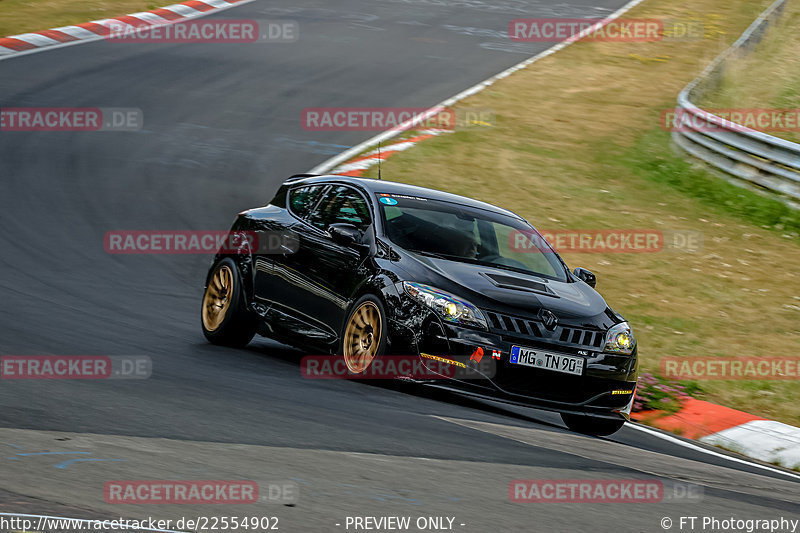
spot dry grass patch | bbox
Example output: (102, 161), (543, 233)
(698, 0), (800, 143)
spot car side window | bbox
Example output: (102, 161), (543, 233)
(308, 186), (372, 231)
(288, 185), (326, 219)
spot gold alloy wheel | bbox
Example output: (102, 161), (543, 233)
(343, 301), (382, 373)
(202, 265), (234, 332)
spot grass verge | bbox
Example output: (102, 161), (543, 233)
(0, 0), (160, 38)
(360, 0), (800, 425)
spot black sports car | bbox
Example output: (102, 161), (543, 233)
(201, 174), (638, 436)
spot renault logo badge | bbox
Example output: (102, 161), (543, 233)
(541, 309), (558, 331)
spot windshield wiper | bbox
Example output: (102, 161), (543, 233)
(409, 249), (463, 261)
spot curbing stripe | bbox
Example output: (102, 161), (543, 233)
(110, 15), (158, 27)
(0, 38), (39, 51)
(127, 12), (171, 24)
(74, 22), (112, 36)
(9, 33), (61, 46)
(700, 420), (800, 468)
(34, 30), (80, 43)
(632, 398), (799, 470)
(203, 0), (236, 7)
(628, 422), (800, 480)
(631, 398), (764, 440)
(54, 26), (101, 39)
(148, 8), (186, 21)
(181, 0), (217, 12)
(330, 132), (442, 175)
(157, 4), (203, 17)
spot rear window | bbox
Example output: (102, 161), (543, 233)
(288, 185), (326, 219)
(308, 186), (372, 231)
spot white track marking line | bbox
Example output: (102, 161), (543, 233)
(309, 0), (649, 174)
(626, 421), (800, 480)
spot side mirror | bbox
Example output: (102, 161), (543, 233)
(328, 223), (363, 247)
(573, 267), (596, 288)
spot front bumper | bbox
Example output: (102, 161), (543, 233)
(389, 313), (638, 420)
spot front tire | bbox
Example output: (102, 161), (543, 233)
(201, 258), (257, 347)
(340, 294), (387, 374)
(561, 413), (626, 436)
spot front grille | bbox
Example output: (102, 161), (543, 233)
(484, 311), (543, 337)
(558, 327), (604, 348)
(482, 310), (604, 349)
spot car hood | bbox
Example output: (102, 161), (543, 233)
(400, 251), (609, 320)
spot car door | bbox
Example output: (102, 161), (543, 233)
(293, 184), (374, 336)
(253, 183), (330, 329)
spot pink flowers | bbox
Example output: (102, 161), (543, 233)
(633, 371), (700, 413)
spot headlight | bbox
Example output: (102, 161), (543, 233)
(604, 322), (636, 355)
(403, 281), (487, 330)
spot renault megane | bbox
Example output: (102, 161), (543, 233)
(201, 174), (638, 436)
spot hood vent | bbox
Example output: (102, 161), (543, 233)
(482, 272), (553, 295)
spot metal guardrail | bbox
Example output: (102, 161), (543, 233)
(672, 0), (800, 204)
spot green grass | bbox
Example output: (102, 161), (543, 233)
(618, 127), (800, 234)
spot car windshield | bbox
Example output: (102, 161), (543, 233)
(377, 193), (568, 282)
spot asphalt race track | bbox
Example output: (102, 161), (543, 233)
(0, 0), (798, 531)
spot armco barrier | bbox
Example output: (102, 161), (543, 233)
(672, 0), (800, 204)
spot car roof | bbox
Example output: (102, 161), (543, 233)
(286, 175), (524, 220)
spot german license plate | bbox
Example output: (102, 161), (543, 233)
(510, 346), (584, 376)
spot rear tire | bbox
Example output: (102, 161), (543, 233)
(201, 258), (257, 347)
(340, 294), (387, 374)
(561, 413), (626, 436)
